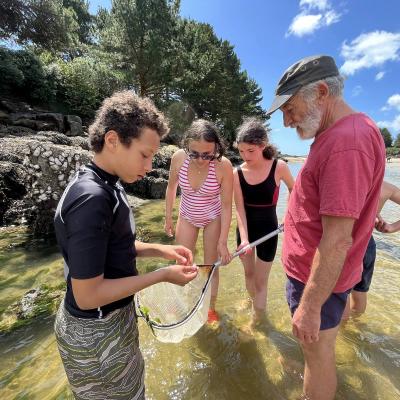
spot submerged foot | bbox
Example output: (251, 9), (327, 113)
(237, 297), (253, 311)
(207, 309), (220, 324)
(278, 355), (304, 382)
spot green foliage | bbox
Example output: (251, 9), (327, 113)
(55, 56), (125, 118)
(1, 0), (81, 52)
(173, 20), (267, 142)
(1, 0), (268, 146)
(0, 47), (57, 104)
(0, 0), (28, 40)
(163, 101), (195, 144)
(380, 127), (393, 148)
(100, 0), (179, 97)
(63, 0), (93, 45)
(0, 47), (24, 93)
(386, 147), (400, 157)
(394, 133), (400, 148)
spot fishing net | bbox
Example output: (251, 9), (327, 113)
(135, 264), (215, 343)
(135, 224), (283, 343)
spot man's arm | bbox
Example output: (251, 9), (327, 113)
(292, 215), (354, 343)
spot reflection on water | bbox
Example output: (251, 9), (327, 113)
(0, 162), (399, 399)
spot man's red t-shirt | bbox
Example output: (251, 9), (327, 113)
(282, 113), (386, 292)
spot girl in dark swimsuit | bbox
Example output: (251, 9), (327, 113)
(234, 118), (294, 327)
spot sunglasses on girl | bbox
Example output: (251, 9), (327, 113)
(186, 150), (216, 161)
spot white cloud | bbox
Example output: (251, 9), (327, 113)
(287, 14), (322, 37)
(375, 71), (385, 80)
(324, 10), (340, 25)
(286, 1), (341, 37)
(378, 94), (400, 133)
(377, 115), (400, 132)
(387, 94), (400, 111)
(300, 0), (328, 10)
(352, 85), (363, 97)
(340, 31), (400, 75)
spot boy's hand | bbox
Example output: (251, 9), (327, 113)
(164, 264), (198, 286)
(161, 244), (193, 265)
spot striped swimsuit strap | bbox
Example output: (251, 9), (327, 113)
(178, 157), (220, 195)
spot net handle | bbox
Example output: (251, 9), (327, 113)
(135, 223), (284, 331)
(213, 223), (284, 268)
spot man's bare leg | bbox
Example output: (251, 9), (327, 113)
(350, 291), (367, 314)
(301, 325), (340, 400)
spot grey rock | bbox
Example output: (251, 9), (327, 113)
(0, 100), (19, 113)
(0, 126), (37, 137)
(70, 136), (89, 150)
(36, 113), (64, 132)
(0, 110), (11, 124)
(152, 144), (179, 169)
(65, 121), (83, 137)
(65, 115), (83, 137)
(0, 135), (91, 236)
(0, 161), (27, 225)
(12, 118), (37, 130)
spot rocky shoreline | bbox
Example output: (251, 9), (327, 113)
(0, 99), (186, 238)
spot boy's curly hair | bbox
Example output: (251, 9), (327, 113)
(89, 90), (169, 153)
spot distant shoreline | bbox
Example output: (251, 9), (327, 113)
(284, 155), (307, 163)
(284, 156), (400, 164)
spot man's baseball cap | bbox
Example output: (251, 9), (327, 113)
(267, 55), (340, 116)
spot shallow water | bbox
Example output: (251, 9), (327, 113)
(0, 162), (399, 399)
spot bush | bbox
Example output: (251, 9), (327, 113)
(56, 56), (125, 119)
(0, 47), (57, 104)
(386, 147), (400, 157)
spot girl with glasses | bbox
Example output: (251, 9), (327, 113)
(165, 119), (233, 323)
(234, 118), (294, 328)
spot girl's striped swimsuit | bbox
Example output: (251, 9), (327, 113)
(178, 157), (221, 228)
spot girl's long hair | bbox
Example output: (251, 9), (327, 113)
(235, 117), (277, 160)
(182, 119), (225, 160)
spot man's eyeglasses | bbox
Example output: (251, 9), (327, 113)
(186, 150), (216, 161)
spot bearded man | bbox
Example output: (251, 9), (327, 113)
(267, 55), (385, 400)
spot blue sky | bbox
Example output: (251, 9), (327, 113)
(90, 0), (400, 155)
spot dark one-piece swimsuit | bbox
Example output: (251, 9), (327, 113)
(236, 159), (279, 262)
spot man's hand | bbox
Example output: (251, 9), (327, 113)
(292, 304), (321, 344)
(164, 264), (198, 286)
(160, 244), (193, 265)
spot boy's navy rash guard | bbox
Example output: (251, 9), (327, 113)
(54, 162), (138, 318)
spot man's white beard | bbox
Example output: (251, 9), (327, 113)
(297, 105), (322, 140)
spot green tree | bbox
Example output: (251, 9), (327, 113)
(173, 20), (266, 142)
(63, 0), (93, 45)
(99, 0), (179, 97)
(0, 0), (28, 40)
(0, 47), (57, 104)
(380, 127), (393, 148)
(394, 133), (400, 148)
(1, 0), (80, 52)
(56, 55), (125, 118)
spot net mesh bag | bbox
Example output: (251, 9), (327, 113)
(135, 265), (213, 343)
